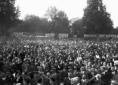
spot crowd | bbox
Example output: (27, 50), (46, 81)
(0, 38), (118, 85)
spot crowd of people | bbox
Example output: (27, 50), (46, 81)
(0, 38), (118, 85)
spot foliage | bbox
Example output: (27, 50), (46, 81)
(72, 19), (85, 37)
(15, 15), (50, 33)
(82, 0), (113, 34)
(112, 27), (118, 34)
(45, 7), (70, 34)
(0, 0), (20, 35)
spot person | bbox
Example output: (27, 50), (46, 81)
(64, 77), (71, 85)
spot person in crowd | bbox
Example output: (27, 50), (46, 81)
(0, 38), (118, 85)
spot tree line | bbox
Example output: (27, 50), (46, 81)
(0, 0), (118, 38)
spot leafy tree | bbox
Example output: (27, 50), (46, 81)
(16, 15), (50, 33)
(83, 0), (113, 34)
(45, 7), (69, 38)
(45, 7), (58, 21)
(72, 19), (85, 37)
(51, 10), (69, 33)
(112, 27), (118, 34)
(0, 0), (20, 35)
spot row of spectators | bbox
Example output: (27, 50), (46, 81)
(0, 39), (118, 85)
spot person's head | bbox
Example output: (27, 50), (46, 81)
(82, 74), (86, 79)
(111, 67), (115, 71)
(100, 66), (105, 72)
(45, 72), (50, 78)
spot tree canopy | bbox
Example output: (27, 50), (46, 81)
(45, 7), (69, 34)
(15, 15), (50, 33)
(72, 19), (85, 37)
(82, 0), (113, 34)
(0, 0), (20, 35)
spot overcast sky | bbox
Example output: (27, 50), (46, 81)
(15, 0), (118, 27)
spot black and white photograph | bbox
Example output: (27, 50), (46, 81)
(0, 0), (118, 85)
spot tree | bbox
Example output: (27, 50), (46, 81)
(45, 7), (69, 38)
(45, 7), (58, 21)
(72, 19), (85, 37)
(51, 10), (69, 33)
(112, 27), (118, 34)
(83, 0), (113, 34)
(0, 0), (20, 35)
(16, 15), (50, 33)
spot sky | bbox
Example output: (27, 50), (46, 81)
(15, 0), (118, 27)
